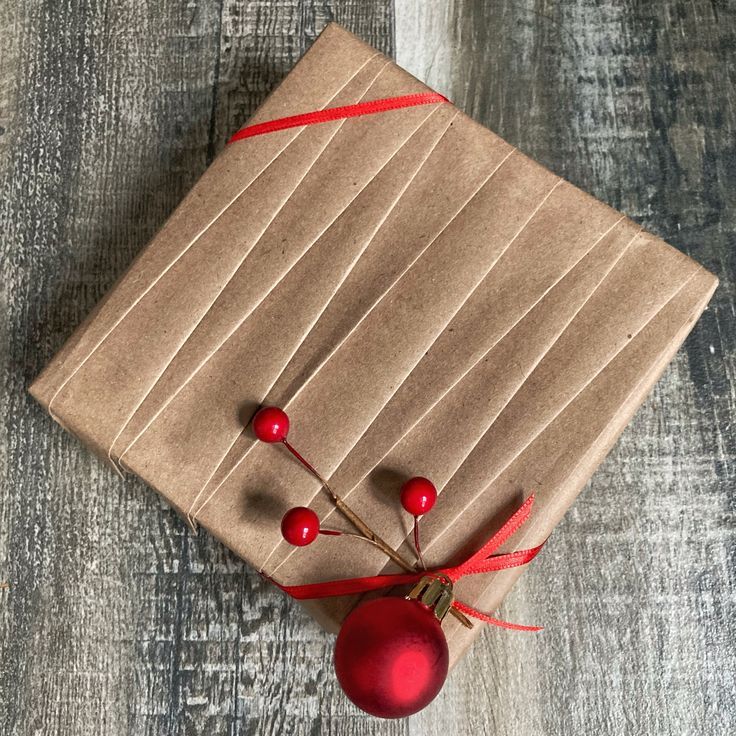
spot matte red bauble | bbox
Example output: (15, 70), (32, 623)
(334, 596), (449, 718)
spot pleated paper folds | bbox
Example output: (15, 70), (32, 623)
(30, 24), (717, 665)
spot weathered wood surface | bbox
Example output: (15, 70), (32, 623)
(0, 1), (733, 734)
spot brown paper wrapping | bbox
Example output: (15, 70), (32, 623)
(30, 24), (717, 666)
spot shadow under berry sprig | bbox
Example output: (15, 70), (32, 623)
(251, 406), (471, 628)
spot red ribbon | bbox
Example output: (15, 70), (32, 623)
(269, 495), (544, 631)
(228, 92), (449, 145)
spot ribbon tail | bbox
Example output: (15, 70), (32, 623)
(457, 543), (546, 576)
(228, 92), (449, 144)
(453, 601), (543, 632)
(481, 494), (536, 557)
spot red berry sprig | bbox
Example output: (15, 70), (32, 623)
(252, 406), (290, 443)
(251, 406), (471, 628)
(400, 476), (437, 515)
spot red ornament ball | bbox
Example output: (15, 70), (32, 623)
(252, 406), (290, 443)
(400, 477), (437, 516)
(281, 506), (320, 546)
(334, 597), (449, 718)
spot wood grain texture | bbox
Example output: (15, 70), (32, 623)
(396, 1), (735, 734)
(0, 1), (732, 735)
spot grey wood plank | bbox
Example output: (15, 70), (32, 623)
(0, 3), (396, 736)
(396, 1), (735, 735)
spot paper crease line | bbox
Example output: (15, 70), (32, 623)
(265, 175), (566, 575)
(304, 218), (637, 536)
(110, 60), (396, 471)
(422, 268), (701, 557)
(443, 267), (707, 649)
(45, 51), (384, 433)
(184, 142), (520, 534)
(179, 108), (452, 525)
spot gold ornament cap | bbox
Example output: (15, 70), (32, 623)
(407, 574), (455, 622)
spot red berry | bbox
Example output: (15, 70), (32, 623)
(252, 406), (290, 443)
(281, 506), (320, 546)
(400, 477), (437, 516)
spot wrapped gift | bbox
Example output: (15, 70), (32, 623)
(30, 22), (716, 697)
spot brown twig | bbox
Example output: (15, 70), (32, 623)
(413, 518), (427, 570)
(320, 528), (389, 556)
(282, 439), (472, 628)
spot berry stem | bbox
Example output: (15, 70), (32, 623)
(320, 528), (390, 555)
(281, 438), (472, 628)
(413, 517), (427, 570)
(282, 438), (411, 571)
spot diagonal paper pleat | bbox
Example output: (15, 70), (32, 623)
(32, 28), (385, 413)
(440, 267), (715, 663)
(123, 104), (457, 510)
(417, 240), (700, 552)
(46, 56), (395, 459)
(266, 216), (641, 582)
(265, 117), (517, 409)
(324, 198), (630, 498)
(197, 155), (560, 566)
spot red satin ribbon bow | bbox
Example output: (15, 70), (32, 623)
(270, 494), (544, 632)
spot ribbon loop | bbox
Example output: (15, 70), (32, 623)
(446, 495), (536, 581)
(444, 543), (545, 580)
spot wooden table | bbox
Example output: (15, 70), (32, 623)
(1, 2), (733, 733)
